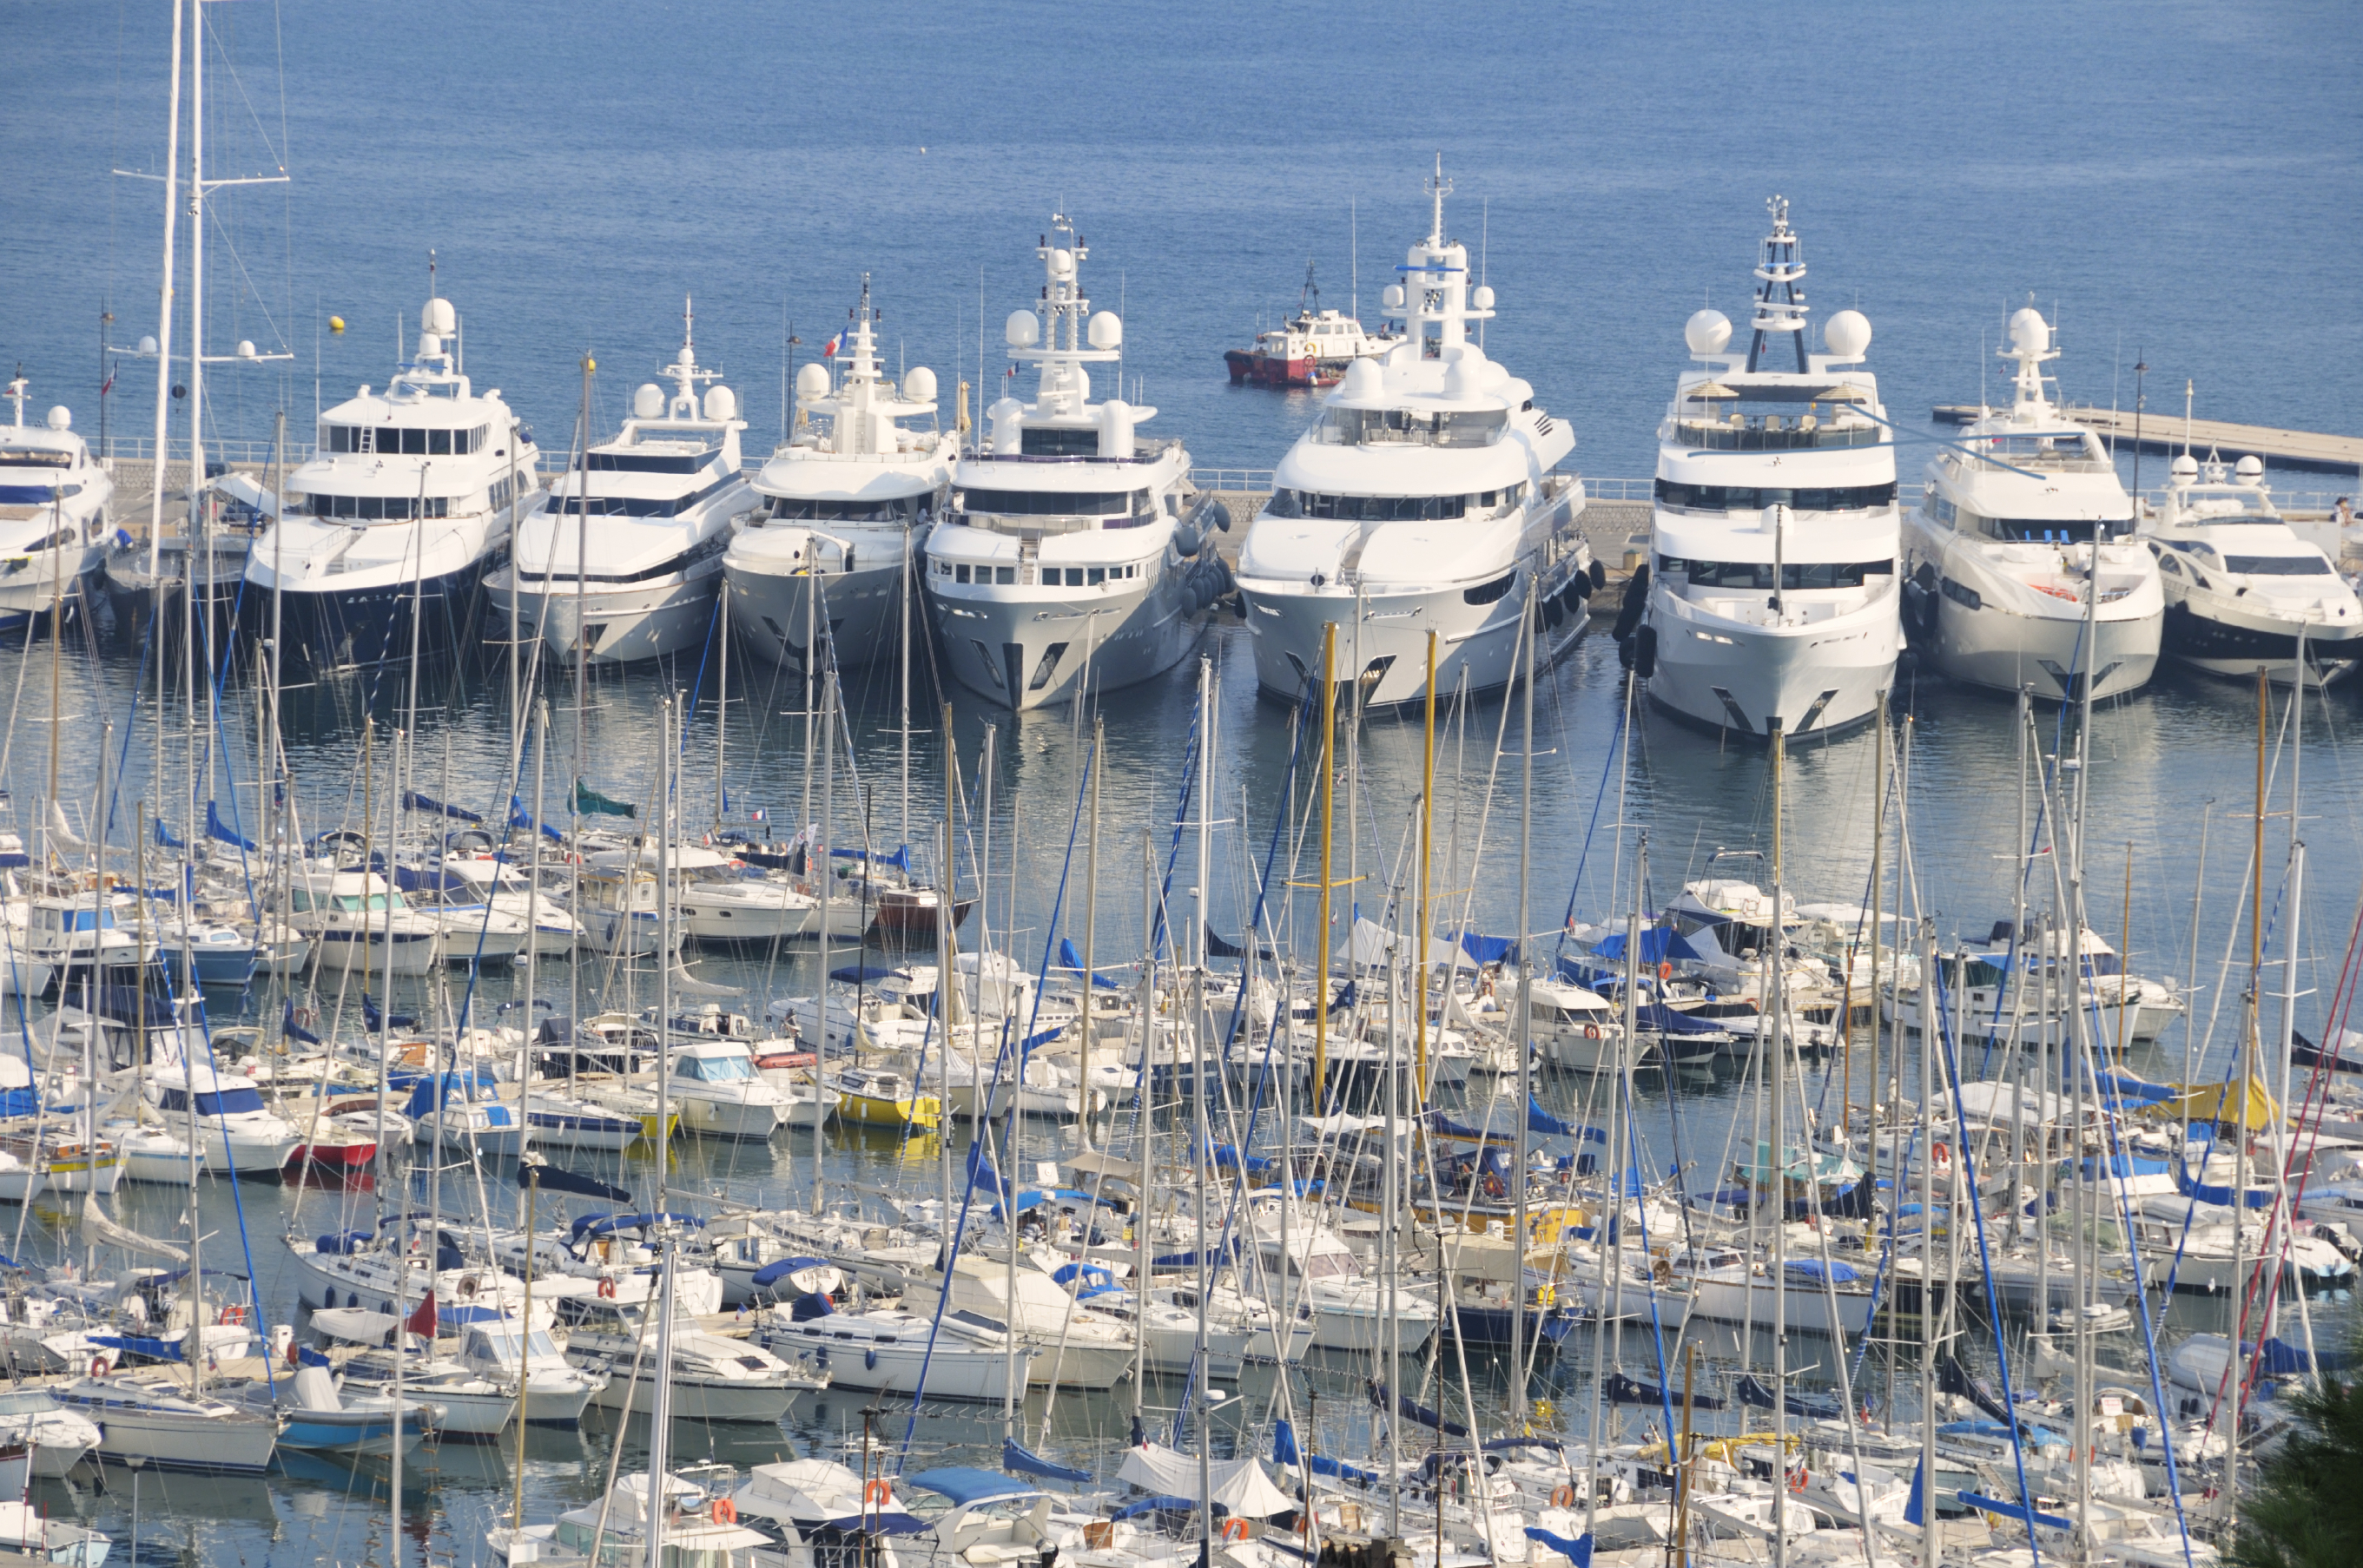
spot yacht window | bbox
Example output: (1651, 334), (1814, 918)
(301, 493), (455, 522)
(955, 564), (972, 583)
(0, 450), (73, 469)
(1462, 572), (1514, 606)
(1086, 567), (1106, 585)
(2157, 554), (2182, 576)
(768, 494), (925, 524)
(1977, 516), (2115, 544)
(591, 450), (716, 475)
(956, 488), (1144, 519)
(289, 889), (314, 913)
(1941, 576), (1983, 610)
(1277, 491), (1470, 523)
(541, 473), (737, 519)
(1300, 1251), (1357, 1279)
(1672, 559), (1895, 590)
(2221, 555), (2333, 576)
(682, 1053), (756, 1083)
(1653, 479), (1898, 513)
(1928, 495), (1957, 524)
(1020, 427), (1102, 457)
(334, 893), (397, 912)
(995, 566), (1014, 584)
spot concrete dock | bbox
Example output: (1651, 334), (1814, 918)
(1931, 402), (2361, 473)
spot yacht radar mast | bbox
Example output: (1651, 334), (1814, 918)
(1397, 156), (1491, 358)
(1010, 214), (1121, 421)
(1999, 300), (2061, 418)
(658, 295), (721, 418)
(1745, 195), (1810, 375)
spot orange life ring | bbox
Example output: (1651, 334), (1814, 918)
(1583, 1024), (1601, 1040)
(1932, 1141), (1951, 1165)
(1550, 1484), (1577, 1508)
(710, 1499), (737, 1525)
(218, 1303), (248, 1325)
(1658, 962), (1673, 982)
(89, 1355), (109, 1378)
(597, 1277), (617, 1300)
(865, 1479), (893, 1507)
(1788, 1466), (1809, 1493)
(1221, 1519), (1251, 1541)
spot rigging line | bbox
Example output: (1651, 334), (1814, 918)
(1551, 680), (1627, 955)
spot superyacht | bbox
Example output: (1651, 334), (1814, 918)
(249, 296), (543, 669)
(1903, 306), (2162, 699)
(489, 300), (750, 666)
(926, 215), (1227, 710)
(0, 374), (109, 628)
(1635, 198), (1901, 738)
(1234, 163), (1593, 705)
(723, 276), (954, 669)
(2143, 451), (2362, 685)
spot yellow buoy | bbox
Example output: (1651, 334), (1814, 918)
(327, 315), (345, 334)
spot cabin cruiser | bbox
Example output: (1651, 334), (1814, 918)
(491, 301), (751, 666)
(753, 1293), (1032, 1400)
(249, 295), (542, 669)
(584, 840), (821, 944)
(1235, 164), (1594, 706)
(1884, 919), (2183, 1044)
(0, 375), (110, 628)
(926, 214), (1224, 710)
(564, 1293), (824, 1422)
(726, 276), (954, 671)
(663, 1038), (802, 1139)
(2142, 451), (2363, 685)
(143, 1063), (301, 1174)
(284, 866), (444, 975)
(1634, 199), (1902, 739)
(1904, 309), (2162, 700)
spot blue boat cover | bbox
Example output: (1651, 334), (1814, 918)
(1002, 1438), (1092, 1483)
(904, 1467), (1040, 1506)
(207, 800), (256, 851)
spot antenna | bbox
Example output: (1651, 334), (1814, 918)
(1425, 153), (1453, 243)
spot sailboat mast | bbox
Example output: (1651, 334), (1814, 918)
(1511, 591), (1535, 1407)
(144, 0), (186, 583)
(814, 664), (834, 1216)
(1312, 623), (1336, 1112)
(1768, 716), (1789, 1568)
(657, 698), (672, 1214)
(1078, 716), (1100, 1155)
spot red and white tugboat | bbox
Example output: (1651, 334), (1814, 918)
(1223, 261), (1397, 388)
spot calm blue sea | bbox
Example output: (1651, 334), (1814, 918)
(0, 5), (2358, 1564)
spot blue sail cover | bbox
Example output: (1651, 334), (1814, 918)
(1054, 937), (1122, 988)
(1370, 1380), (1471, 1437)
(1272, 1419), (1381, 1486)
(154, 816), (184, 849)
(830, 843), (914, 872)
(401, 790), (485, 824)
(1002, 1439), (1092, 1484)
(206, 800), (256, 851)
(2175, 1157), (2276, 1209)
(1458, 932), (1520, 965)
(510, 796), (565, 845)
(1587, 926), (1706, 965)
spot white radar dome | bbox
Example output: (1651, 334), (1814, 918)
(137, 335), (157, 357)
(1005, 310), (1040, 349)
(1086, 312), (1123, 351)
(1685, 309), (1733, 358)
(2008, 307), (2049, 356)
(795, 362), (831, 399)
(1338, 359), (1383, 399)
(1823, 309), (1872, 360)
(44, 406), (69, 432)
(236, 339), (258, 360)
(1470, 285), (1495, 312)
(2170, 453), (2199, 479)
(1443, 358), (1482, 400)
(421, 298), (457, 335)
(1381, 283), (1406, 313)
(1048, 248), (1075, 279)
(703, 385), (736, 422)
(2235, 454), (2263, 480)
(902, 366), (937, 405)
(633, 384), (664, 420)
(1097, 399), (1134, 460)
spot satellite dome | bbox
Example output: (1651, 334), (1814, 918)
(1005, 310), (1040, 349)
(703, 385), (736, 422)
(236, 339), (258, 360)
(1443, 358), (1482, 401)
(137, 336), (157, 357)
(1823, 310), (1872, 360)
(1381, 284), (1406, 313)
(1685, 310), (1732, 358)
(2008, 307), (2049, 356)
(633, 384), (664, 420)
(1048, 248), (1075, 279)
(1338, 359), (1383, 400)
(2234, 454), (2263, 480)
(2170, 453), (2199, 479)
(421, 298), (457, 335)
(44, 406), (69, 432)
(902, 366), (937, 405)
(1086, 312), (1123, 351)
(1470, 285), (1495, 312)
(795, 362), (831, 399)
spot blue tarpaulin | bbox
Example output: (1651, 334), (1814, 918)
(1458, 932), (1520, 965)
(1585, 926), (1706, 965)
(1002, 1439), (1092, 1484)
(906, 1468), (1040, 1507)
(2176, 1158), (2276, 1209)
(830, 844), (914, 872)
(1523, 1528), (1593, 1568)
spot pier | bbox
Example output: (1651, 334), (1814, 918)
(1932, 400), (2362, 474)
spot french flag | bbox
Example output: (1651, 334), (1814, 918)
(750, 807), (768, 822)
(822, 330), (844, 358)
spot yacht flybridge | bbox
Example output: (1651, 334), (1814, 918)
(925, 215), (1227, 711)
(1904, 307), (2162, 701)
(0, 374), (109, 629)
(250, 296), (543, 669)
(1635, 199), (1901, 739)
(2143, 451), (2362, 686)
(723, 276), (954, 670)
(489, 300), (751, 666)
(1233, 162), (1593, 707)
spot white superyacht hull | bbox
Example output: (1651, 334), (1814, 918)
(1924, 598), (2160, 701)
(1647, 579), (1900, 740)
(490, 556), (725, 668)
(724, 552), (911, 669)
(934, 567), (1206, 713)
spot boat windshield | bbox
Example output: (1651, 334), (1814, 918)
(2223, 555), (2333, 576)
(679, 1052), (756, 1083)
(162, 1086), (267, 1117)
(334, 893), (401, 912)
(1658, 556), (1897, 590)
(767, 494), (928, 524)
(1311, 405), (1504, 448)
(0, 450), (73, 469)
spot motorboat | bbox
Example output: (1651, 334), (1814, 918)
(1235, 161), (1594, 707)
(0, 1388), (102, 1476)
(754, 1294), (1032, 1400)
(452, 1318), (608, 1427)
(1248, 1208), (1438, 1353)
(925, 214), (1224, 710)
(2142, 451), (2363, 685)
(490, 300), (751, 666)
(492, 1467), (776, 1568)
(564, 1294), (825, 1422)
(826, 1064), (940, 1130)
(18, 896), (155, 991)
(1634, 198), (1902, 739)
(1224, 261), (1399, 388)
(142, 1063), (301, 1174)
(284, 866), (444, 975)
(247, 294), (543, 670)
(404, 1068), (532, 1159)
(725, 274), (954, 670)
(664, 1038), (802, 1139)
(420, 850), (583, 956)
(584, 840), (818, 945)
(224, 1362), (436, 1458)
(1903, 307), (2162, 700)
(0, 374), (110, 629)
(932, 1253), (1133, 1387)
